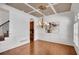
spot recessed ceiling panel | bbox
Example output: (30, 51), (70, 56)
(7, 3), (33, 13)
(40, 7), (54, 16)
(30, 12), (43, 17)
(53, 3), (71, 13)
(28, 3), (48, 9)
(6, 3), (72, 17)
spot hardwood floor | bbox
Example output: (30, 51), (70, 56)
(0, 40), (77, 55)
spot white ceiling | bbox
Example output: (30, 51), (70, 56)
(6, 3), (72, 17)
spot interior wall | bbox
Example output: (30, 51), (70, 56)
(0, 4), (76, 53)
(0, 8), (9, 25)
(37, 12), (74, 46)
(71, 3), (79, 22)
(71, 3), (79, 13)
(0, 8), (9, 36)
(0, 4), (38, 53)
(9, 8), (38, 43)
(71, 3), (79, 54)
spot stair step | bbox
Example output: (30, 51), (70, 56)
(5, 37), (9, 40)
(0, 32), (9, 41)
(0, 37), (9, 44)
(4, 33), (9, 37)
(0, 36), (4, 41)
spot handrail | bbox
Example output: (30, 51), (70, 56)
(0, 20), (9, 27)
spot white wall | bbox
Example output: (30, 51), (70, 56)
(2, 22), (9, 33)
(0, 4), (76, 53)
(71, 3), (79, 22)
(71, 3), (79, 54)
(71, 3), (79, 13)
(9, 9), (37, 42)
(0, 8), (9, 25)
(37, 12), (74, 46)
(0, 4), (38, 53)
(0, 8), (9, 35)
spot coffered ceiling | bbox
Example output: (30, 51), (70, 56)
(6, 3), (72, 17)
(53, 3), (71, 13)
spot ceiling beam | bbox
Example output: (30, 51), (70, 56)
(28, 10), (36, 13)
(28, 9), (40, 14)
(46, 3), (58, 8)
(48, 3), (57, 14)
(25, 3), (45, 16)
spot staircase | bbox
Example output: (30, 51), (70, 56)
(0, 31), (9, 41)
(0, 31), (10, 53)
(0, 20), (9, 41)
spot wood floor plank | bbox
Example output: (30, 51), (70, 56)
(0, 40), (77, 55)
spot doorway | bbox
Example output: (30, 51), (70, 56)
(30, 18), (34, 54)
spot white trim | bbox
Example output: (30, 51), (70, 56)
(74, 20), (79, 24)
(39, 39), (74, 46)
(0, 39), (30, 53)
(27, 3), (58, 14)
(73, 44), (79, 55)
(48, 3), (57, 14)
(28, 10), (35, 13)
(0, 39), (74, 53)
(25, 3), (45, 16)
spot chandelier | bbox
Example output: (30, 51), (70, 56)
(38, 5), (59, 33)
(38, 5), (47, 10)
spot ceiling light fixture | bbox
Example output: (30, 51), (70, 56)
(38, 5), (59, 33)
(38, 5), (47, 10)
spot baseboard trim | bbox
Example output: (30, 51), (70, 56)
(0, 39), (74, 53)
(37, 39), (74, 47)
(0, 40), (30, 53)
